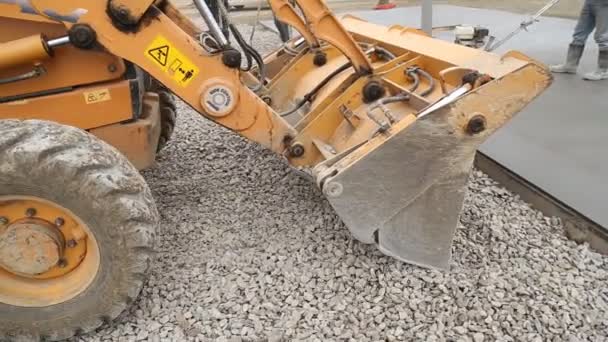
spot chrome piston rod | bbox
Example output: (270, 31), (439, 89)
(193, 0), (229, 47)
(47, 36), (70, 48)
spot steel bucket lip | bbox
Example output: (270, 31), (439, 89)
(314, 63), (551, 269)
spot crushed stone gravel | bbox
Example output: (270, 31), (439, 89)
(72, 26), (608, 342)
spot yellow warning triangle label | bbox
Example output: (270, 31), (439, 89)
(148, 45), (170, 66)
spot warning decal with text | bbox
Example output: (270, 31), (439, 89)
(84, 88), (111, 104)
(145, 36), (200, 87)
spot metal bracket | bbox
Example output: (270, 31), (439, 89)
(293, 0), (373, 74)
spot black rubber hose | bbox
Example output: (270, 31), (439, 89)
(280, 62), (353, 117)
(228, 23), (266, 91)
(416, 68), (436, 97)
(374, 46), (397, 60)
(245, 42), (266, 89)
(405, 68), (421, 93)
(229, 24), (252, 71)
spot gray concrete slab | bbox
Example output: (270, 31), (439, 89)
(347, 5), (607, 227)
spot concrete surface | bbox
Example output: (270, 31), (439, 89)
(173, 0), (584, 25)
(343, 5), (607, 228)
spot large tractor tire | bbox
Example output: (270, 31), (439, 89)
(0, 120), (159, 341)
(157, 88), (177, 152)
(145, 78), (177, 152)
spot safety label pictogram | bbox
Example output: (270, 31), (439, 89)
(145, 36), (200, 88)
(148, 45), (169, 66)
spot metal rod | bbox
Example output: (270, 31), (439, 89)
(0, 66), (45, 85)
(485, 0), (561, 51)
(47, 36), (70, 48)
(193, 0), (229, 47)
(421, 0), (433, 36)
(417, 84), (471, 119)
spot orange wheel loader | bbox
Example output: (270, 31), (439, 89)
(0, 0), (552, 340)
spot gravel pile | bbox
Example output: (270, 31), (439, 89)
(73, 27), (608, 342)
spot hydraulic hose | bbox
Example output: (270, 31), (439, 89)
(405, 68), (421, 93)
(280, 62), (353, 117)
(366, 93), (411, 131)
(416, 68), (436, 97)
(279, 47), (386, 117)
(229, 24), (252, 71)
(374, 46), (397, 61)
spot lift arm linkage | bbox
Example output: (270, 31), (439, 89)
(291, 0), (373, 74)
(28, 0), (299, 153)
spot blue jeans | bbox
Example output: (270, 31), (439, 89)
(572, 0), (608, 51)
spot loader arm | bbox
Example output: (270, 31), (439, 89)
(268, 0), (320, 49)
(1, 0), (553, 269)
(24, 0), (296, 152)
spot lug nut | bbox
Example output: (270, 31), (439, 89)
(57, 259), (68, 268)
(25, 208), (36, 217)
(67, 239), (78, 248)
(55, 217), (65, 227)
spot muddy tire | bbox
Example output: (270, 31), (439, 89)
(157, 89), (177, 152)
(146, 79), (177, 152)
(0, 120), (159, 341)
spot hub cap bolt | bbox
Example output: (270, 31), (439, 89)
(67, 240), (78, 248)
(55, 217), (65, 227)
(25, 208), (36, 217)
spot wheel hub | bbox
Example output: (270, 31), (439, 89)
(0, 218), (64, 276)
(0, 196), (100, 307)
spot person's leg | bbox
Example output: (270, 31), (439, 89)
(551, 0), (595, 73)
(274, 18), (291, 43)
(583, 0), (608, 80)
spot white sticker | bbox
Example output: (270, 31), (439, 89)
(204, 85), (234, 116)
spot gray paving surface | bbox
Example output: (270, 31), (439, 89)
(346, 5), (608, 228)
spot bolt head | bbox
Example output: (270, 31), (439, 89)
(0, 217), (8, 225)
(313, 52), (328, 66)
(57, 259), (68, 268)
(290, 143), (305, 158)
(55, 217), (65, 227)
(68, 24), (97, 49)
(222, 49), (242, 69)
(324, 182), (344, 198)
(362, 81), (386, 103)
(67, 240), (77, 248)
(467, 114), (487, 135)
(25, 208), (36, 217)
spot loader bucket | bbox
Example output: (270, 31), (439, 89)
(265, 17), (552, 269)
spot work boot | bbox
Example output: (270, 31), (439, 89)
(550, 44), (584, 74)
(583, 50), (608, 81)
